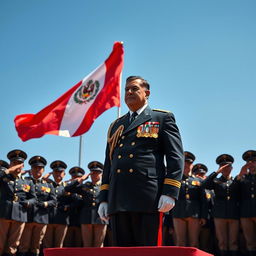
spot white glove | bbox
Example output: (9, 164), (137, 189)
(158, 195), (175, 212)
(98, 202), (109, 221)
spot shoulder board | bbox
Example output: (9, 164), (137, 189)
(152, 109), (171, 113)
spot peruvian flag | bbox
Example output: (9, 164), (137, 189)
(14, 42), (124, 142)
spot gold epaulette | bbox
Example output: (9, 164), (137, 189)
(164, 178), (181, 188)
(107, 115), (126, 161)
(100, 184), (109, 191)
(152, 109), (171, 113)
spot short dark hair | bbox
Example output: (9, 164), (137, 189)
(126, 76), (150, 90)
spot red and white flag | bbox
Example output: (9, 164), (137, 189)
(14, 42), (124, 142)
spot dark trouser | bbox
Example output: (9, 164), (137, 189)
(63, 226), (82, 247)
(110, 212), (160, 246)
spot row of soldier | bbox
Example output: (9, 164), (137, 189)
(0, 149), (256, 256)
(0, 150), (107, 256)
(166, 150), (256, 256)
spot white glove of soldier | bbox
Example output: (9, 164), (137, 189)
(158, 195), (175, 212)
(98, 202), (109, 222)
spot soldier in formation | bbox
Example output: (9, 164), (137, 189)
(1, 148), (256, 255)
(18, 156), (56, 256)
(172, 152), (208, 248)
(65, 161), (107, 247)
(0, 150), (36, 256)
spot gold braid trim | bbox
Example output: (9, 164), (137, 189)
(107, 124), (124, 161)
(164, 178), (181, 188)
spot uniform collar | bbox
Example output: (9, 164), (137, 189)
(123, 105), (152, 135)
(129, 103), (148, 117)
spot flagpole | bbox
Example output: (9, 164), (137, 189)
(78, 135), (83, 167)
(118, 71), (122, 118)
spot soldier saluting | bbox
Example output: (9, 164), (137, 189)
(18, 156), (56, 256)
(43, 160), (71, 249)
(201, 154), (240, 256)
(65, 162), (107, 247)
(0, 150), (36, 256)
(237, 150), (256, 256)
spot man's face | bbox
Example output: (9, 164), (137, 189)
(31, 166), (44, 179)
(125, 79), (150, 112)
(53, 170), (65, 182)
(90, 171), (102, 183)
(248, 161), (256, 173)
(184, 161), (193, 175)
(221, 163), (233, 176)
(10, 160), (24, 174)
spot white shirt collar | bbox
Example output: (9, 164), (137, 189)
(129, 103), (148, 117)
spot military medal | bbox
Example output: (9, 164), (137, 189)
(137, 122), (159, 138)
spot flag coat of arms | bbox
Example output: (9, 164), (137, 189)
(14, 42), (124, 142)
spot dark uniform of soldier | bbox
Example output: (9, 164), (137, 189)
(18, 156), (56, 256)
(192, 161), (215, 254)
(173, 157), (208, 248)
(236, 150), (256, 255)
(43, 160), (71, 248)
(201, 154), (240, 256)
(98, 76), (184, 246)
(0, 160), (9, 200)
(65, 162), (107, 247)
(63, 167), (84, 247)
(0, 150), (36, 256)
(0, 160), (9, 172)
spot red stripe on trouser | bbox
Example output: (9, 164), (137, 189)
(157, 212), (163, 246)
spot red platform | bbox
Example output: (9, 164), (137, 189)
(44, 246), (213, 256)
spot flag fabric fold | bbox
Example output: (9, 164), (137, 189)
(14, 42), (124, 142)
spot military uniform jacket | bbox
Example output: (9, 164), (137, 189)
(0, 171), (36, 222)
(65, 180), (106, 225)
(25, 177), (56, 224)
(172, 175), (208, 219)
(238, 173), (256, 218)
(68, 192), (83, 227)
(48, 181), (72, 225)
(201, 172), (240, 219)
(99, 106), (184, 215)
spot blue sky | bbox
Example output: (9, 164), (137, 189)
(1, 0), (255, 178)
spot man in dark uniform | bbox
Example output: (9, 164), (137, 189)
(163, 151), (195, 246)
(65, 162), (108, 247)
(18, 156), (56, 256)
(98, 76), (184, 246)
(237, 150), (256, 256)
(0, 160), (9, 200)
(0, 150), (36, 256)
(0, 160), (9, 172)
(173, 159), (208, 248)
(202, 154), (240, 256)
(63, 166), (84, 247)
(192, 160), (215, 254)
(43, 160), (71, 248)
